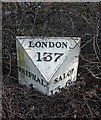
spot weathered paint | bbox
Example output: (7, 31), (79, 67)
(16, 39), (48, 94)
(16, 37), (81, 96)
(16, 40), (26, 79)
(48, 43), (80, 95)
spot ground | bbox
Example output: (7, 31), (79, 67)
(2, 2), (101, 120)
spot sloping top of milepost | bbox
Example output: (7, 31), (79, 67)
(16, 36), (80, 82)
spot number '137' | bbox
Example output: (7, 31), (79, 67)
(37, 52), (64, 62)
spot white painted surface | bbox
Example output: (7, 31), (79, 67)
(48, 43), (80, 95)
(16, 39), (48, 95)
(16, 37), (81, 95)
(16, 37), (80, 81)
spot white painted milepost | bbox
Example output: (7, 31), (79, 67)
(16, 37), (81, 95)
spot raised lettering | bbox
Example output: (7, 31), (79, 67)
(62, 42), (67, 48)
(18, 66), (48, 87)
(49, 42), (54, 48)
(35, 41), (41, 48)
(42, 42), (47, 48)
(32, 74), (36, 80)
(54, 68), (74, 84)
(59, 76), (63, 81)
(56, 42), (61, 48)
(54, 78), (58, 84)
(29, 41), (33, 47)
(29, 41), (68, 48)
(36, 77), (41, 83)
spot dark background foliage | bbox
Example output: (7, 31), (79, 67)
(2, 2), (101, 120)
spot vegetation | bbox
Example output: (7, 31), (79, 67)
(2, 2), (101, 119)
